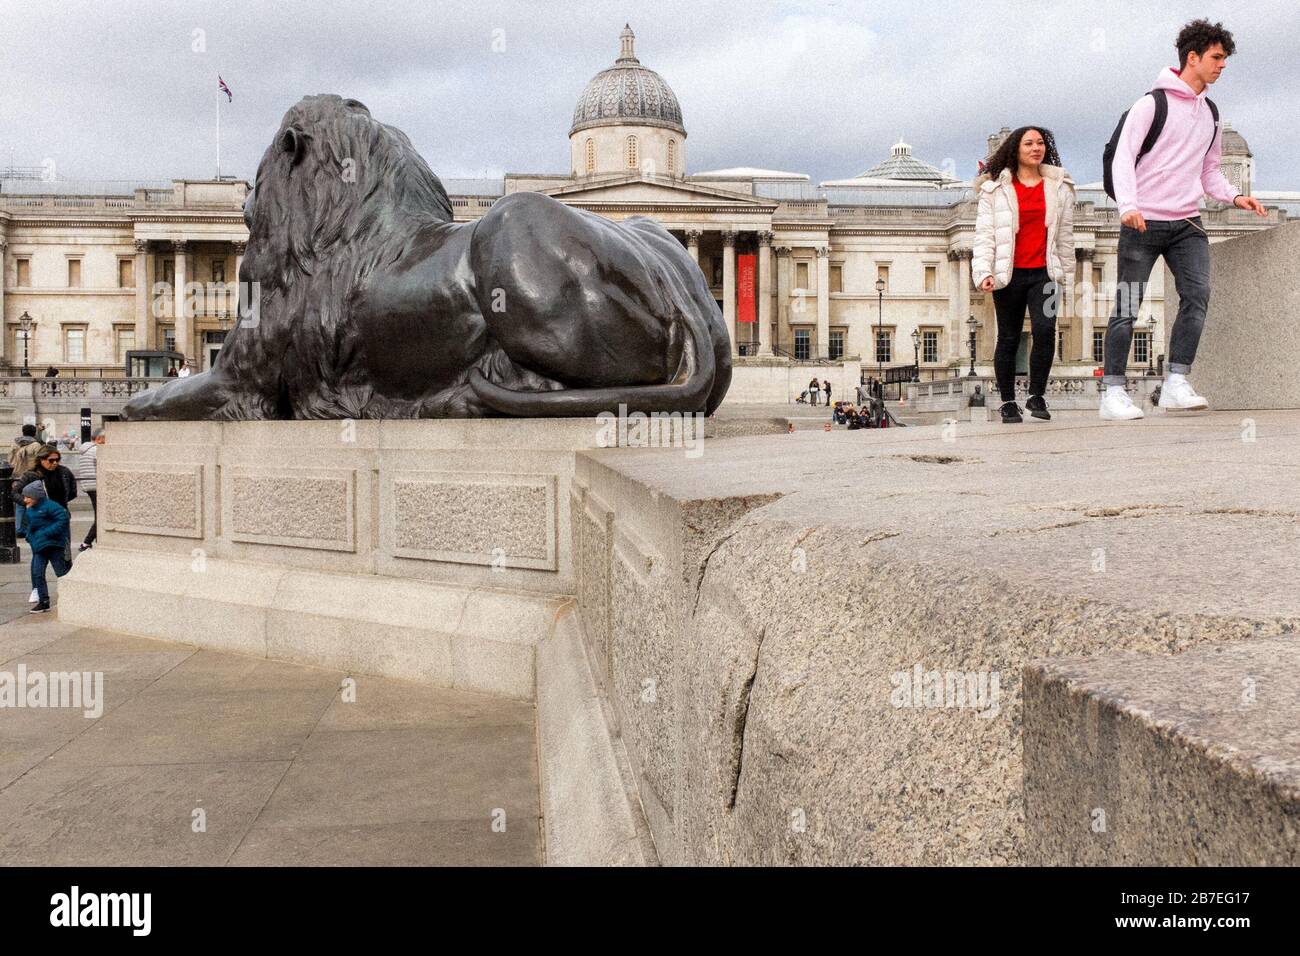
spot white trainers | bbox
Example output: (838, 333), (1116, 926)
(1099, 389), (1144, 421)
(28, 588), (38, 603)
(1158, 378), (1210, 410)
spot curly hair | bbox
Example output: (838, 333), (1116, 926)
(982, 126), (1062, 183)
(1176, 19), (1235, 68)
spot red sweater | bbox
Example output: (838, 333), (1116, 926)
(1012, 178), (1047, 269)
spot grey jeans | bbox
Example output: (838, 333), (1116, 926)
(1102, 217), (1210, 386)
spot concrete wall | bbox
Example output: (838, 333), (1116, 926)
(1164, 220), (1300, 409)
(724, 359), (861, 404)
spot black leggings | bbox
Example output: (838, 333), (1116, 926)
(992, 267), (1057, 403)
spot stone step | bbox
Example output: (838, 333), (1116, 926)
(1025, 635), (1300, 865)
(59, 548), (567, 700)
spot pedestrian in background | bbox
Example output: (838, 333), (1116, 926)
(76, 429), (103, 551)
(8, 424), (42, 539)
(21, 481), (70, 614)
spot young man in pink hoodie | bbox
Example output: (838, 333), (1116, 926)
(1099, 19), (1267, 421)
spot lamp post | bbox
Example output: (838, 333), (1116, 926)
(1144, 315), (1156, 376)
(19, 311), (32, 376)
(966, 314), (979, 377)
(911, 328), (921, 382)
(875, 276), (886, 386)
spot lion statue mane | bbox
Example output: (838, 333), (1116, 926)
(124, 94), (731, 421)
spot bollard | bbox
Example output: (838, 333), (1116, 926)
(0, 463), (19, 563)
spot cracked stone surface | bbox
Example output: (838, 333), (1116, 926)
(577, 411), (1300, 864)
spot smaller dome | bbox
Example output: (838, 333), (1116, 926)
(1220, 123), (1251, 157)
(570, 26), (685, 137)
(857, 138), (955, 183)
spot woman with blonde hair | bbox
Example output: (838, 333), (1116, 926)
(972, 126), (1075, 423)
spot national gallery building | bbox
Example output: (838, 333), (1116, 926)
(1, 25), (1295, 388)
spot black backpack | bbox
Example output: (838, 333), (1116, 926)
(1102, 89), (1219, 200)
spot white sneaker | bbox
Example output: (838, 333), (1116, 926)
(1158, 378), (1210, 410)
(1099, 389), (1144, 421)
(28, 589), (38, 603)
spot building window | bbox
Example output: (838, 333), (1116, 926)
(626, 135), (639, 169)
(875, 329), (892, 364)
(1092, 266), (1104, 294)
(829, 265), (843, 294)
(922, 329), (939, 363)
(163, 327), (176, 353)
(876, 264), (889, 288)
(161, 258), (175, 287)
(115, 327), (136, 365)
(1058, 329), (1067, 361)
(211, 260), (225, 284)
(1092, 330), (1105, 363)
(794, 329), (810, 361)
(118, 258), (134, 288)
(585, 138), (595, 173)
(1133, 330), (1150, 365)
(64, 327), (86, 363)
(67, 259), (82, 288)
(795, 261), (810, 289)
(828, 330), (845, 360)
(16, 257), (32, 287)
(667, 139), (677, 176)
(924, 265), (938, 294)
(711, 258), (723, 287)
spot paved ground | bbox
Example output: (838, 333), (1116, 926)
(0, 505), (542, 866)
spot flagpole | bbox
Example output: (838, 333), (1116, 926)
(216, 84), (222, 180)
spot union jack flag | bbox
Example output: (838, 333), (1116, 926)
(218, 76), (232, 102)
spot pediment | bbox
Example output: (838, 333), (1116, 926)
(540, 175), (772, 207)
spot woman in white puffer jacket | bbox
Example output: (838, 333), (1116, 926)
(971, 126), (1075, 423)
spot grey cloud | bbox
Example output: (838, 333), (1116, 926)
(1, 0), (1294, 188)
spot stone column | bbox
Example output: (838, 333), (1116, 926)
(946, 250), (963, 363)
(951, 248), (972, 363)
(1076, 247), (1095, 361)
(685, 230), (701, 269)
(775, 246), (792, 354)
(721, 230), (737, 355)
(0, 238), (7, 364)
(757, 231), (773, 356)
(815, 246), (831, 359)
(172, 240), (189, 365)
(133, 240), (150, 357)
(232, 240), (246, 322)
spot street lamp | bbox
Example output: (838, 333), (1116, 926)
(18, 311), (32, 376)
(1144, 315), (1156, 376)
(911, 328), (921, 382)
(966, 314), (979, 377)
(875, 276), (886, 386)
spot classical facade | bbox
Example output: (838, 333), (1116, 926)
(0, 179), (248, 375)
(2, 24), (1295, 393)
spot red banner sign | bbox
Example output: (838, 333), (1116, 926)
(737, 254), (756, 323)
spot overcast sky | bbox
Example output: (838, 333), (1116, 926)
(3, 0), (1296, 189)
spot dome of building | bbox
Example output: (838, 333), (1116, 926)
(1220, 123), (1251, 157)
(570, 25), (685, 137)
(857, 138), (955, 183)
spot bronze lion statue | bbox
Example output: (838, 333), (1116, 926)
(124, 94), (731, 420)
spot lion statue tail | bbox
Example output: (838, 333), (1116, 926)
(467, 309), (718, 418)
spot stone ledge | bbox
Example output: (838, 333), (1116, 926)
(1024, 636), (1300, 866)
(59, 548), (564, 700)
(571, 413), (1300, 864)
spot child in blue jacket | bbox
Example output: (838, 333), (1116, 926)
(22, 480), (70, 613)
